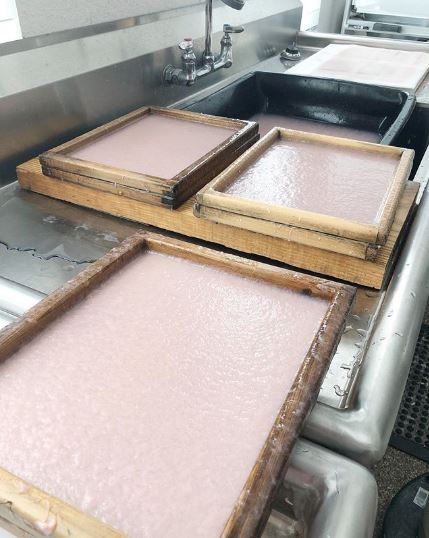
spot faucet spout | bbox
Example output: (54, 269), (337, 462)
(164, 0), (245, 86)
(203, 0), (215, 66)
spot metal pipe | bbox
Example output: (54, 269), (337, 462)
(299, 30), (429, 53)
(318, 0), (348, 33)
(204, 0), (214, 63)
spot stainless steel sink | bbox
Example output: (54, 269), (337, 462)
(263, 438), (377, 538)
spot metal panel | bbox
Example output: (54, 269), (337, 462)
(318, 0), (347, 33)
(15, 0), (203, 38)
(0, 4), (207, 56)
(318, 289), (382, 409)
(0, 1), (301, 185)
(263, 438), (377, 538)
(0, 277), (44, 317)
(0, 186), (138, 294)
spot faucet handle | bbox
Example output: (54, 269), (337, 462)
(223, 24), (244, 34)
(179, 37), (194, 51)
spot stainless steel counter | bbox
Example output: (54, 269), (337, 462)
(264, 439), (377, 538)
(1, 31), (429, 471)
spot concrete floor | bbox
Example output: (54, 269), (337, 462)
(373, 447), (429, 536)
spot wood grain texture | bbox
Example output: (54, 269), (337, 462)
(0, 231), (354, 538)
(17, 158), (419, 289)
(39, 106), (259, 209)
(41, 133), (259, 208)
(0, 466), (123, 538)
(196, 127), (414, 244)
(194, 203), (380, 260)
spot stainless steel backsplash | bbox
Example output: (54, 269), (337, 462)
(0, 0), (301, 185)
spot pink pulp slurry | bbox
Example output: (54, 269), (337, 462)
(69, 113), (236, 179)
(224, 137), (399, 225)
(0, 250), (330, 537)
(250, 112), (380, 142)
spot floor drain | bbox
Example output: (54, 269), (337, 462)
(390, 325), (429, 463)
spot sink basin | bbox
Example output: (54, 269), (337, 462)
(184, 71), (415, 146)
(394, 105), (429, 177)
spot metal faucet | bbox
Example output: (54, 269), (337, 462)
(164, 0), (245, 86)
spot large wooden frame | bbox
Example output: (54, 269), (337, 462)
(39, 106), (259, 209)
(196, 127), (414, 245)
(17, 158), (419, 289)
(0, 232), (354, 538)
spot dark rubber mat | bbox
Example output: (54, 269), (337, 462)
(390, 325), (429, 463)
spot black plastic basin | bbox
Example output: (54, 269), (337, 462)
(394, 105), (429, 177)
(184, 71), (416, 146)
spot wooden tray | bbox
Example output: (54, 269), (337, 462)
(39, 106), (258, 209)
(0, 232), (354, 538)
(196, 128), (414, 245)
(194, 203), (380, 260)
(17, 158), (419, 289)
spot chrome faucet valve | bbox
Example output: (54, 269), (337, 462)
(164, 0), (246, 86)
(223, 24), (244, 34)
(179, 37), (195, 53)
(163, 37), (197, 86)
(280, 41), (301, 61)
(219, 24), (244, 68)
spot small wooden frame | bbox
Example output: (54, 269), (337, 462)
(196, 127), (414, 245)
(0, 232), (354, 538)
(39, 106), (259, 209)
(194, 203), (380, 260)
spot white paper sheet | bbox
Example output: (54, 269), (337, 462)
(288, 44), (429, 92)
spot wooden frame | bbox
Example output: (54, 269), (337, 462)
(196, 127), (414, 245)
(39, 106), (259, 209)
(0, 232), (354, 538)
(194, 203), (380, 260)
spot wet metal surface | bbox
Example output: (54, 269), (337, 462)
(0, 243), (89, 296)
(0, 186), (138, 294)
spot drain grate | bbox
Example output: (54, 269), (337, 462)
(390, 325), (429, 463)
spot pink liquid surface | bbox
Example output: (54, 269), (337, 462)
(69, 113), (235, 179)
(224, 138), (399, 225)
(0, 250), (329, 537)
(250, 113), (380, 142)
